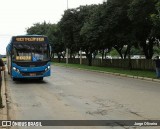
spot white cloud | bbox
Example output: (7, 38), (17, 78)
(0, 0), (103, 54)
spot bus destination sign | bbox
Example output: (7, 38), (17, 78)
(15, 37), (45, 42)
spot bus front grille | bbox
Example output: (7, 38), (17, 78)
(20, 71), (45, 76)
(13, 61), (48, 67)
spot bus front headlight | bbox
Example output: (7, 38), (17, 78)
(13, 67), (20, 73)
(16, 69), (20, 73)
(13, 67), (16, 71)
(45, 66), (50, 71)
(45, 68), (48, 71)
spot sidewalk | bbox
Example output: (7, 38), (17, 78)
(0, 71), (8, 128)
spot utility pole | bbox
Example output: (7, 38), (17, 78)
(66, 0), (69, 64)
(80, 49), (82, 65)
(67, 0), (68, 9)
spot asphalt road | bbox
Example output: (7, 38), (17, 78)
(6, 65), (160, 129)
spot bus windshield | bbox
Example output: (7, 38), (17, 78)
(12, 42), (50, 62)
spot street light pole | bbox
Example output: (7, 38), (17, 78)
(66, 0), (69, 64)
(80, 49), (82, 65)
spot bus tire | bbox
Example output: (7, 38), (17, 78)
(38, 77), (43, 81)
(13, 78), (16, 81)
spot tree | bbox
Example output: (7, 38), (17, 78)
(26, 21), (51, 35)
(80, 3), (113, 61)
(59, 9), (79, 58)
(27, 22), (64, 62)
(102, 0), (133, 59)
(47, 24), (65, 62)
(128, 0), (158, 59)
(151, 1), (160, 41)
(79, 5), (101, 65)
(59, 5), (100, 65)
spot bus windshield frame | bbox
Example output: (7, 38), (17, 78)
(12, 42), (50, 62)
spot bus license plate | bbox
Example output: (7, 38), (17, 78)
(30, 73), (36, 76)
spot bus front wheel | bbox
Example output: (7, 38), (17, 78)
(12, 78), (17, 81)
(38, 77), (43, 81)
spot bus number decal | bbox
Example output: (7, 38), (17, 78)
(16, 56), (31, 61)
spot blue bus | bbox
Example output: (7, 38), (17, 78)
(6, 35), (51, 81)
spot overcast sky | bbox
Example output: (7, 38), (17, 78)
(0, 0), (103, 55)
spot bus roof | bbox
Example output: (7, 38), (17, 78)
(6, 35), (49, 52)
(12, 35), (47, 37)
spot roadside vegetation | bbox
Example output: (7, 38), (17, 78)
(54, 63), (156, 79)
(26, 0), (160, 67)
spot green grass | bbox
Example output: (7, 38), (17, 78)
(53, 62), (156, 79)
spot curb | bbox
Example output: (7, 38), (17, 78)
(0, 71), (8, 129)
(54, 64), (160, 83)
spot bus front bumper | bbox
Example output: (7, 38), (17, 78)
(11, 69), (51, 79)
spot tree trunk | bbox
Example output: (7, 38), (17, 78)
(148, 38), (154, 59)
(114, 47), (123, 59)
(85, 49), (93, 66)
(102, 50), (104, 60)
(85, 49), (89, 59)
(57, 53), (61, 63)
(142, 39), (154, 59)
(70, 49), (72, 59)
(124, 45), (131, 59)
(142, 44), (149, 59)
(88, 53), (92, 66)
(128, 47), (132, 70)
(51, 52), (54, 59)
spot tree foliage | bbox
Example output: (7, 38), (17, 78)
(26, 21), (64, 61)
(26, 0), (160, 65)
(128, 0), (158, 59)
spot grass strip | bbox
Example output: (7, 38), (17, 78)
(53, 62), (156, 79)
